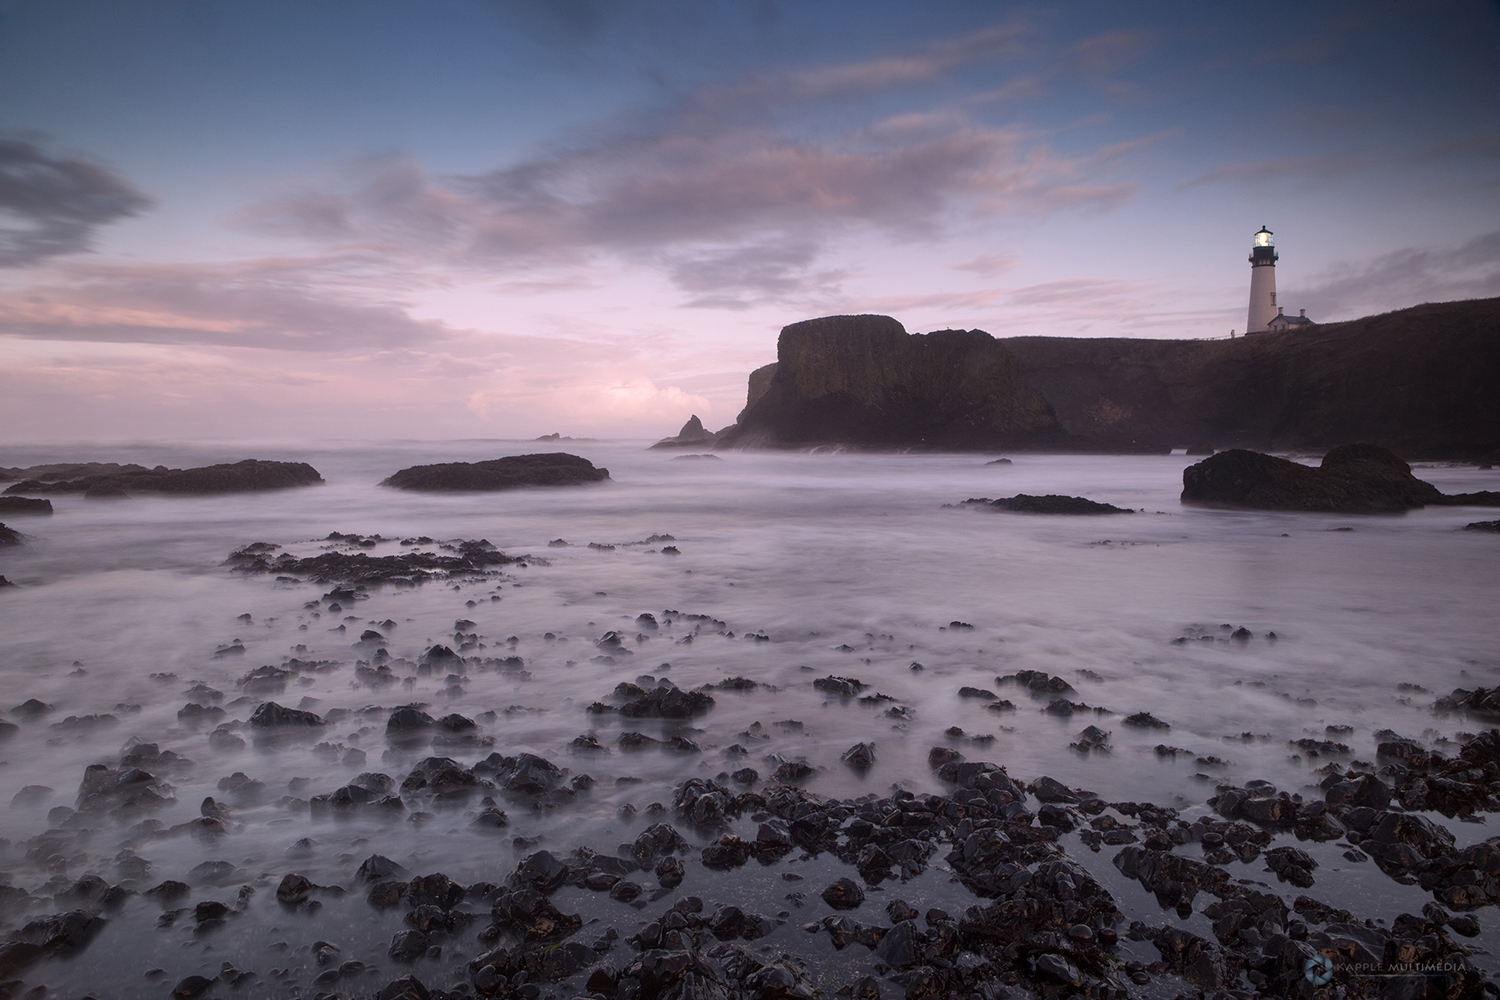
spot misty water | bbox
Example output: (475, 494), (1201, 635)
(0, 441), (1496, 995)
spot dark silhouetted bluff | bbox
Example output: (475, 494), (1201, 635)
(2, 460), (324, 496)
(1001, 298), (1500, 458)
(1181, 443), (1500, 513)
(705, 299), (1500, 457)
(381, 453), (609, 491)
(716, 314), (1070, 450)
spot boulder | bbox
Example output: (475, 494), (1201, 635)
(1181, 444), (1451, 512)
(380, 453), (608, 491)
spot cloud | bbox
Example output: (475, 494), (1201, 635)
(0, 256), (452, 351)
(953, 253), (1021, 276)
(1297, 230), (1500, 320)
(232, 18), (1163, 306)
(0, 134), (152, 267)
(1177, 150), (1368, 190)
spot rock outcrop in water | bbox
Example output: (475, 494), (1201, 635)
(381, 453), (609, 491)
(0, 498), (52, 516)
(699, 299), (1500, 457)
(1181, 444), (1500, 513)
(650, 415), (725, 450)
(715, 315), (1071, 451)
(2, 460), (323, 496)
(960, 494), (1135, 515)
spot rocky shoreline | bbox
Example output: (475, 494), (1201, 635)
(0, 532), (1494, 1000)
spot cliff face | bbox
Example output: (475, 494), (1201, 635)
(1001, 298), (1500, 458)
(717, 314), (1070, 450)
(716, 299), (1500, 458)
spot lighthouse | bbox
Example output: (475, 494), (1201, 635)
(1246, 226), (1278, 334)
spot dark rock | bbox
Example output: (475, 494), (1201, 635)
(965, 494), (1133, 514)
(387, 928), (430, 962)
(4, 460), (323, 496)
(1182, 444), (1457, 512)
(248, 701), (324, 728)
(381, 453), (609, 491)
(1124, 712), (1169, 729)
(618, 685), (715, 719)
(171, 975), (216, 999)
(357, 854), (409, 882)
(813, 675), (867, 697)
(841, 742), (876, 771)
(510, 851), (569, 894)
(0, 497), (51, 515)
(386, 705), (436, 736)
(821, 878), (865, 910)
(651, 414), (723, 449)
(997, 670), (1077, 697)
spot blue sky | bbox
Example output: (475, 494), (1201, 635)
(2, 0), (1497, 440)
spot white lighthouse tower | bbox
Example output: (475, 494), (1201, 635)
(1246, 226), (1278, 334)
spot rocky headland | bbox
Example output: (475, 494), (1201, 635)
(697, 299), (1500, 458)
(715, 315), (1071, 452)
(1, 460), (324, 497)
(1182, 444), (1500, 513)
(382, 454), (610, 492)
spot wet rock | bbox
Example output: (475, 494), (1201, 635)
(386, 705), (436, 738)
(1028, 776), (1078, 803)
(1124, 711), (1169, 729)
(1433, 687), (1500, 720)
(820, 878), (865, 910)
(813, 676), (867, 697)
(841, 742), (876, 771)
(0, 497), (52, 515)
(1264, 846), (1319, 887)
(381, 453), (610, 491)
(701, 836), (752, 870)
(1181, 444), (1454, 513)
(964, 494), (1134, 514)
(509, 851), (569, 894)
(388, 928), (429, 962)
(996, 670), (1076, 698)
(377, 976), (430, 1000)
(618, 684), (715, 719)
(248, 701), (324, 728)
(171, 975), (216, 998)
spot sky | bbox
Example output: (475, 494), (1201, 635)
(1, 0), (1498, 442)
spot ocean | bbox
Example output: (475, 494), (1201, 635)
(0, 441), (1495, 995)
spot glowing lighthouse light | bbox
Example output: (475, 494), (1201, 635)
(1254, 228), (1273, 248)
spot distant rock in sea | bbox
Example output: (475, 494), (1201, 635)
(959, 495), (1134, 515)
(650, 415), (727, 450)
(0, 497), (52, 516)
(1181, 443), (1500, 513)
(2, 460), (324, 497)
(381, 453), (610, 491)
(0, 523), (20, 545)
